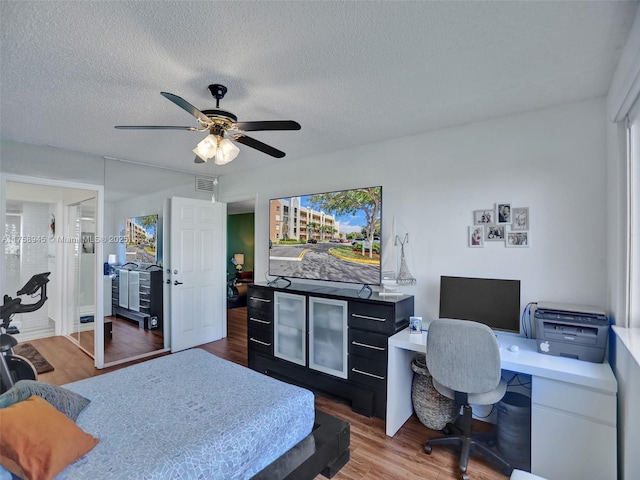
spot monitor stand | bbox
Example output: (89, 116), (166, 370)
(267, 276), (292, 288)
(357, 284), (373, 298)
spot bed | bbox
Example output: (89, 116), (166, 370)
(0, 349), (349, 479)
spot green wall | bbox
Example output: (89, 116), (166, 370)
(227, 213), (255, 277)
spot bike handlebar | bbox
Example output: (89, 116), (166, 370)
(1, 272), (50, 328)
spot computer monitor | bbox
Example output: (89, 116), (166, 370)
(438, 276), (521, 333)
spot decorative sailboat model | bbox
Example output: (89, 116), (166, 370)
(380, 217), (416, 296)
(395, 234), (416, 286)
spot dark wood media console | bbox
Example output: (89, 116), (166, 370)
(247, 283), (414, 419)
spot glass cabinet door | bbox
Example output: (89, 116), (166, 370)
(309, 297), (348, 379)
(274, 292), (306, 366)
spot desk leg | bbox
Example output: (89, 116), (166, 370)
(386, 344), (418, 436)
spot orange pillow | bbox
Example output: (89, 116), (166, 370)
(0, 395), (99, 480)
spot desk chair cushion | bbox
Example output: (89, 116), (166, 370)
(426, 319), (502, 397)
(432, 377), (507, 406)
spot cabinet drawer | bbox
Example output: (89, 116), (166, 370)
(532, 377), (616, 425)
(349, 355), (387, 389)
(248, 285), (273, 301)
(247, 287), (274, 316)
(349, 329), (388, 360)
(248, 314), (273, 333)
(248, 327), (273, 356)
(349, 302), (394, 333)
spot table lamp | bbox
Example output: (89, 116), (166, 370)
(233, 253), (244, 273)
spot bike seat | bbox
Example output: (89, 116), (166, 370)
(0, 333), (18, 353)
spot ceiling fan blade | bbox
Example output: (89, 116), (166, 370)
(234, 120), (301, 131)
(234, 134), (286, 158)
(115, 125), (203, 131)
(160, 92), (211, 125)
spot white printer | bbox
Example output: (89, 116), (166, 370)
(533, 302), (609, 363)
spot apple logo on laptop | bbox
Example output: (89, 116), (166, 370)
(540, 341), (550, 353)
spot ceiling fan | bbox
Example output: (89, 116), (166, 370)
(115, 84), (301, 165)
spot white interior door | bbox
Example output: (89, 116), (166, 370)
(169, 197), (226, 352)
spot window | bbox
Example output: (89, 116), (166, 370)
(628, 100), (640, 328)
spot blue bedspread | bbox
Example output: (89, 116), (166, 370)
(57, 349), (315, 479)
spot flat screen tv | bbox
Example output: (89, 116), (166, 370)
(124, 214), (158, 265)
(269, 186), (382, 285)
(439, 276), (521, 333)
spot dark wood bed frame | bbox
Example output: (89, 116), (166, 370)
(252, 409), (350, 479)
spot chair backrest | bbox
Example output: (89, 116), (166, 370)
(426, 318), (501, 394)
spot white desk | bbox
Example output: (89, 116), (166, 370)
(387, 328), (617, 480)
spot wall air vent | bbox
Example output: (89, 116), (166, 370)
(195, 176), (216, 193)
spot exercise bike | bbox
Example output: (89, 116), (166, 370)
(0, 272), (51, 393)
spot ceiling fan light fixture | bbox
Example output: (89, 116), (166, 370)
(214, 138), (240, 165)
(193, 134), (218, 162)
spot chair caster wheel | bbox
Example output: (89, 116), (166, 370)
(424, 444), (432, 454)
(460, 473), (469, 480)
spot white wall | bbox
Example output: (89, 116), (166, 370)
(1, 141), (104, 184)
(220, 97), (608, 324)
(606, 8), (640, 479)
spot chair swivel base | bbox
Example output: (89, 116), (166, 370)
(424, 405), (513, 480)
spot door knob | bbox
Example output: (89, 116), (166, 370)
(173, 280), (183, 286)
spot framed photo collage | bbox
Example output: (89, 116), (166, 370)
(469, 203), (529, 248)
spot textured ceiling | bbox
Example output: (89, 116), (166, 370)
(1, 1), (638, 178)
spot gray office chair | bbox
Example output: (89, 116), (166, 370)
(424, 318), (513, 480)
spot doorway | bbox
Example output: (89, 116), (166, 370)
(226, 197), (255, 334)
(2, 178), (103, 366)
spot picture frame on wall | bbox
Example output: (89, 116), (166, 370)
(473, 209), (494, 224)
(511, 207), (529, 231)
(484, 225), (505, 241)
(469, 226), (484, 247)
(506, 231), (529, 247)
(496, 202), (512, 224)
(81, 232), (94, 254)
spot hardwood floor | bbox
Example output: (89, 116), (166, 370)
(104, 315), (165, 363)
(29, 307), (508, 480)
(76, 316), (165, 363)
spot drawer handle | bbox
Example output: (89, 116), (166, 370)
(351, 368), (385, 380)
(250, 297), (272, 303)
(249, 318), (271, 325)
(249, 337), (272, 347)
(351, 341), (385, 351)
(351, 313), (385, 322)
